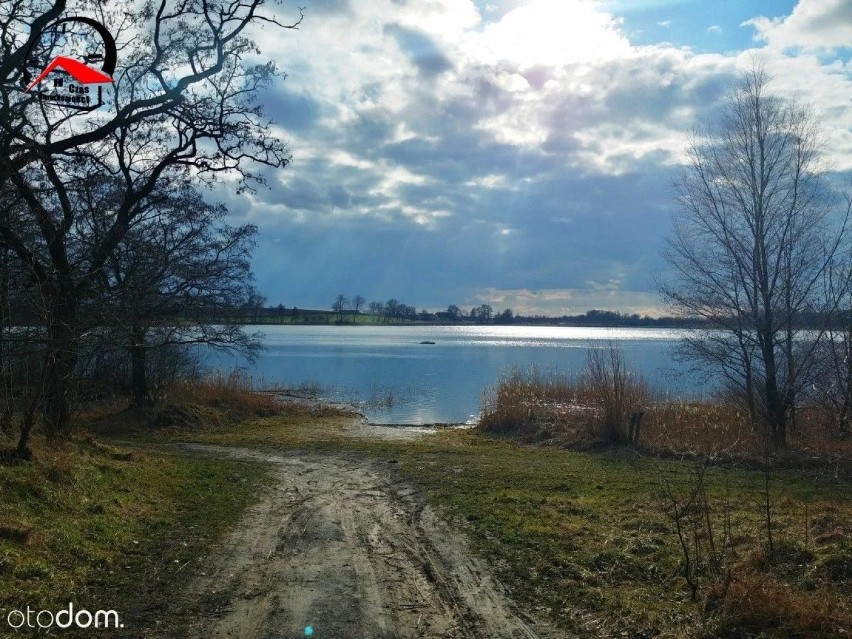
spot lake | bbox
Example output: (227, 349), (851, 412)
(208, 325), (704, 424)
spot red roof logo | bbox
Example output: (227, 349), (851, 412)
(24, 55), (113, 92)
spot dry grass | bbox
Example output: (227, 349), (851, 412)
(705, 559), (852, 637)
(480, 358), (648, 446)
(82, 371), (351, 437)
(643, 401), (758, 455)
(480, 361), (852, 472)
(479, 365), (582, 438)
(173, 371), (286, 418)
(642, 402), (852, 480)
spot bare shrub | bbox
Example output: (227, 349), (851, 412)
(580, 344), (649, 444)
(653, 458), (739, 602)
(77, 342), (200, 404)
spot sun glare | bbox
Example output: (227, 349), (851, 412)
(469, 0), (632, 67)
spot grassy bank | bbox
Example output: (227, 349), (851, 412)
(0, 429), (271, 637)
(162, 411), (852, 638)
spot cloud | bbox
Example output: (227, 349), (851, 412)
(744, 0), (852, 51)
(384, 24), (453, 76)
(232, 0), (852, 312)
(302, 0), (353, 15)
(259, 85), (323, 133)
(463, 0), (632, 66)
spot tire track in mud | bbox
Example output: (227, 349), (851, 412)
(166, 445), (563, 639)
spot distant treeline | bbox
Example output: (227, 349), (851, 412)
(223, 297), (852, 330)
(8, 293), (840, 330)
(228, 300), (708, 328)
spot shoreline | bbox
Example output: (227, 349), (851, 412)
(268, 388), (478, 430)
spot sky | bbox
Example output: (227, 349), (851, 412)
(219, 0), (852, 317)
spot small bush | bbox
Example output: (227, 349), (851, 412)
(580, 345), (649, 444)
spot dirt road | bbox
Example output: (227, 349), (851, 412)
(168, 444), (560, 639)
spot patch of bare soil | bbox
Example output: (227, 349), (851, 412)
(159, 445), (563, 638)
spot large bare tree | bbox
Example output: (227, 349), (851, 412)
(661, 67), (849, 449)
(0, 1), (300, 451)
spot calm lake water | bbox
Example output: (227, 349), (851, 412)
(209, 325), (703, 424)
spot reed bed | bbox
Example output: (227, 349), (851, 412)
(480, 353), (852, 462)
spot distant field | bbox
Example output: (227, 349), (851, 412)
(218, 311), (426, 325)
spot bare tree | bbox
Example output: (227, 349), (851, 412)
(384, 298), (401, 323)
(94, 181), (262, 408)
(0, 1), (300, 447)
(243, 292), (267, 324)
(332, 294), (349, 322)
(661, 66), (849, 449)
(0, 243), (50, 451)
(814, 249), (852, 438)
(352, 294), (366, 314)
(477, 304), (493, 323)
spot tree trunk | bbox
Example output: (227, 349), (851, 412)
(42, 287), (79, 439)
(784, 322), (798, 436)
(17, 390), (41, 460)
(762, 350), (787, 449)
(841, 327), (852, 438)
(129, 326), (148, 409)
(0, 250), (10, 434)
(16, 349), (52, 459)
(743, 351), (757, 431)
